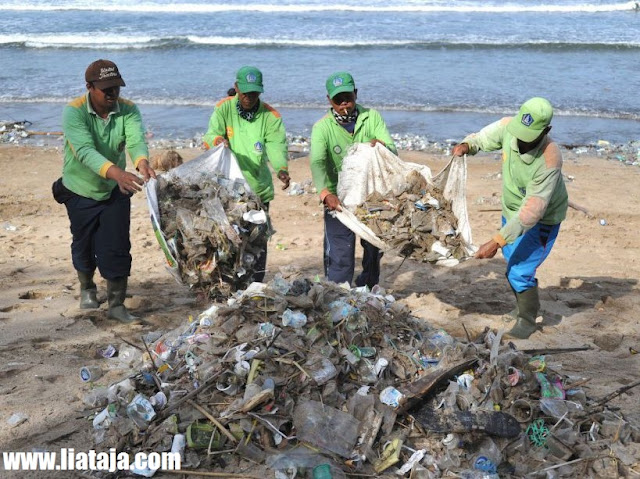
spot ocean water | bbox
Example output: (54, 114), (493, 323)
(1, 0), (639, 147)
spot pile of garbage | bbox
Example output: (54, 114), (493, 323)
(0, 120), (31, 144)
(355, 170), (467, 263)
(153, 173), (270, 299)
(83, 276), (640, 478)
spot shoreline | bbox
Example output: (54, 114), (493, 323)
(2, 101), (639, 154)
(2, 121), (640, 168)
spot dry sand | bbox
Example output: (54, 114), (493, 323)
(1, 143), (639, 475)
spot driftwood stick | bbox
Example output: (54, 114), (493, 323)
(592, 379), (640, 408)
(26, 130), (63, 136)
(141, 335), (159, 371)
(568, 200), (594, 219)
(520, 345), (592, 355)
(461, 323), (472, 343)
(526, 457), (586, 476)
(188, 400), (238, 444)
(156, 371), (223, 420)
(114, 334), (145, 351)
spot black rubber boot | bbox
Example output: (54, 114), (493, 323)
(78, 270), (99, 309)
(107, 277), (138, 323)
(505, 286), (541, 339)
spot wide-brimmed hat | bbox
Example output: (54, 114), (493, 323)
(85, 59), (126, 89)
(507, 97), (553, 143)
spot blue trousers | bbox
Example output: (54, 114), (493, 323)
(64, 187), (132, 280)
(501, 217), (561, 292)
(324, 209), (382, 288)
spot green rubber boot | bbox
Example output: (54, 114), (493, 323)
(78, 270), (99, 309)
(502, 283), (519, 323)
(107, 277), (138, 323)
(502, 307), (519, 324)
(505, 286), (541, 339)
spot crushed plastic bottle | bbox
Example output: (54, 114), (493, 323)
(305, 355), (337, 385)
(83, 387), (109, 408)
(7, 413), (28, 428)
(126, 394), (156, 429)
(379, 386), (405, 408)
(470, 437), (501, 475)
(328, 300), (358, 323)
(428, 329), (455, 351)
(282, 309), (307, 328)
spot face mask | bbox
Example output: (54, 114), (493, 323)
(332, 107), (358, 124)
(236, 99), (260, 121)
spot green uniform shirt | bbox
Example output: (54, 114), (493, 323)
(203, 96), (288, 203)
(62, 93), (149, 201)
(310, 105), (397, 198)
(463, 117), (568, 245)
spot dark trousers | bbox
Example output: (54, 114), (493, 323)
(252, 202), (269, 283)
(64, 187), (132, 280)
(323, 208), (382, 288)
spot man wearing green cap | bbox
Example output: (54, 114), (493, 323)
(203, 66), (290, 282)
(452, 97), (568, 339)
(310, 72), (397, 288)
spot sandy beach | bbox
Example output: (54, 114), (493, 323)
(1, 143), (640, 475)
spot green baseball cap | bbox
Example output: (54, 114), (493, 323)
(235, 66), (264, 93)
(507, 97), (553, 143)
(326, 72), (355, 99)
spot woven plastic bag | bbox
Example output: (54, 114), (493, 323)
(334, 143), (475, 265)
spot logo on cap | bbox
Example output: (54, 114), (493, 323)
(333, 77), (344, 87)
(521, 113), (534, 127)
(246, 73), (257, 84)
(99, 67), (118, 80)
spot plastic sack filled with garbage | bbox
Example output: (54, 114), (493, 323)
(335, 143), (476, 266)
(145, 145), (271, 299)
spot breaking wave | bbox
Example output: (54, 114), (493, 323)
(1, 34), (639, 50)
(0, 1), (637, 13)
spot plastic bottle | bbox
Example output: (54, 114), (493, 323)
(470, 437), (501, 475)
(443, 433), (461, 450)
(83, 387), (110, 408)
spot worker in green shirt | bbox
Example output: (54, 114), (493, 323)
(452, 97), (568, 339)
(54, 59), (156, 322)
(310, 72), (397, 288)
(203, 66), (290, 282)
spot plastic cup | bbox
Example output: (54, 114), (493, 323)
(80, 366), (103, 382)
(313, 464), (333, 479)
